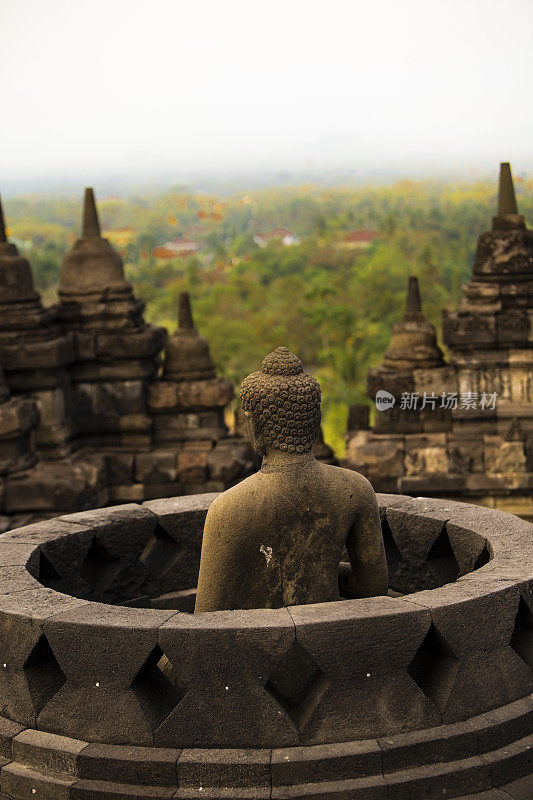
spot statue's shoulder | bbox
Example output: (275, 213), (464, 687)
(205, 472), (263, 520)
(319, 462), (376, 504)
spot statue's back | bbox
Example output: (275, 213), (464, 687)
(193, 347), (387, 613)
(195, 458), (374, 611)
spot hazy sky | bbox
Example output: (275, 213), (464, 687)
(2, 0), (532, 184)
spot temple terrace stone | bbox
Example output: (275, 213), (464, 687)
(0, 494), (528, 796)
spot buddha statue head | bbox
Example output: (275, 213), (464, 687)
(240, 346), (321, 456)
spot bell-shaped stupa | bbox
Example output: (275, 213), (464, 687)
(0, 197), (40, 307)
(148, 292), (255, 493)
(444, 162), (533, 335)
(366, 276), (446, 434)
(59, 189), (132, 300)
(58, 188), (166, 449)
(163, 292), (216, 381)
(379, 276), (445, 373)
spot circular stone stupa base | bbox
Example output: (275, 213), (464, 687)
(0, 697), (531, 799)
(0, 493), (530, 799)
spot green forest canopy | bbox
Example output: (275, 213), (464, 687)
(5, 177), (532, 454)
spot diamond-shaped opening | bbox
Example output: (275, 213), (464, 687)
(265, 640), (329, 731)
(407, 624), (459, 711)
(472, 542), (491, 572)
(510, 596), (533, 668)
(139, 523), (184, 579)
(427, 528), (460, 585)
(80, 537), (121, 594)
(382, 516), (402, 580)
(38, 552), (61, 585)
(130, 645), (183, 730)
(23, 635), (66, 714)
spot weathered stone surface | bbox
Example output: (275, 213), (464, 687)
(0, 398), (39, 442)
(206, 439), (257, 484)
(153, 411), (227, 443)
(12, 728), (87, 778)
(0, 432), (36, 477)
(1, 762), (75, 799)
(480, 735), (533, 788)
(0, 715), (25, 759)
(272, 740), (382, 785)
(485, 437), (527, 473)
(71, 779), (175, 798)
(403, 582), (533, 722)
(379, 718), (478, 774)
(502, 773), (533, 799)
(178, 748), (270, 788)
(386, 756), (490, 800)
(39, 604), (176, 745)
(475, 698), (533, 755)
(345, 432), (403, 476)
(149, 378), (233, 413)
(4, 461), (105, 514)
(448, 438), (484, 474)
(288, 597), (439, 744)
(176, 443), (209, 484)
(78, 742), (179, 786)
(157, 607), (298, 748)
(135, 452), (177, 485)
(0, 586), (88, 725)
(271, 774), (387, 799)
(75, 382), (146, 421)
(0, 336), (74, 375)
(59, 190), (131, 300)
(103, 453), (134, 486)
(0, 489), (529, 799)
(404, 434), (448, 475)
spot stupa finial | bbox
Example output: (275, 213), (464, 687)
(82, 188), (101, 238)
(497, 162), (518, 215)
(0, 196), (7, 244)
(178, 291), (195, 330)
(404, 276), (422, 317)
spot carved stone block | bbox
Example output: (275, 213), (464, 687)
(404, 434), (448, 476)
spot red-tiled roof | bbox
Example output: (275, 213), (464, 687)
(343, 229), (379, 242)
(255, 228), (294, 240)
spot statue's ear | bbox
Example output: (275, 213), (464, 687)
(246, 412), (266, 455)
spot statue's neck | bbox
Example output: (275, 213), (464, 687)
(261, 449), (315, 473)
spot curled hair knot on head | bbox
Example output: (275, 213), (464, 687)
(240, 347), (321, 453)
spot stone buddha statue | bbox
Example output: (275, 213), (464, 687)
(194, 347), (387, 612)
